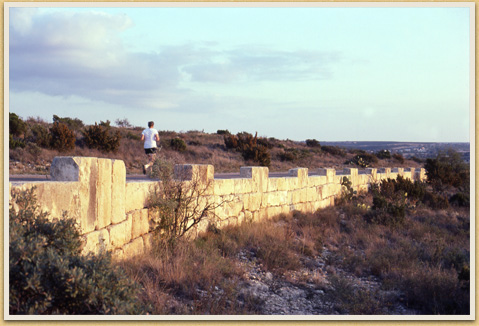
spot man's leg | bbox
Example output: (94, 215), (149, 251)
(143, 149), (157, 174)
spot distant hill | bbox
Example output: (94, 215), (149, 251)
(320, 141), (470, 161)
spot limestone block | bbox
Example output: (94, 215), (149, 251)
(125, 181), (156, 213)
(365, 168), (378, 183)
(285, 177), (298, 191)
(96, 158), (112, 229)
(299, 188), (308, 203)
(266, 206), (282, 219)
(408, 168), (415, 181)
(111, 248), (124, 261)
(308, 176), (323, 187)
(108, 217), (133, 249)
(343, 168), (359, 187)
(131, 209), (150, 239)
(111, 159), (126, 224)
(240, 166), (269, 192)
(290, 190), (301, 204)
(31, 182), (81, 222)
(122, 237), (145, 258)
(235, 178), (252, 194)
(78, 157), (98, 233)
(267, 179), (278, 192)
(244, 210), (254, 223)
(419, 168), (426, 181)
(289, 168), (308, 187)
(214, 179), (235, 196)
(50, 157), (80, 181)
(247, 193), (262, 211)
(317, 168), (336, 183)
(82, 229), (109, 255)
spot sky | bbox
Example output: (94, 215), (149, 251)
(7, 3), (472, 142)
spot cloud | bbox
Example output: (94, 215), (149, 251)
(9, 8), (342, 112)
(181, 48), (341, 83)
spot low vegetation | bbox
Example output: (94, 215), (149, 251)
(9, 113), (424, 175)
(9, 188), (146, 315)
(8, 113), (470, 315)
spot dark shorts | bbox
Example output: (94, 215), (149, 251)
(144, 148), (158, 155)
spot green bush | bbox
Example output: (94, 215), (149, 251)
(30, 124), (52, 148)
(82, 121), (121, 153)
(9, 188), (146, 315)
(170, 137), (187, 152)
(216, 129), (230, 135)
(9, 113), (27, 137)
(393, 153), (405, 163)
(346, 153), (378, 168)
(9, 134), (25, 149)
(53, 115), (84, 132)
(305, 139), (321, 148)
(321, 145), (346, 157)
(424, 149), (469, 192)
(50, 121), (76, 152)
(223, 132), (271, 167)
(375, 150), (391, 159)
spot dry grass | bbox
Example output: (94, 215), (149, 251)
(10, 124), (422, 175)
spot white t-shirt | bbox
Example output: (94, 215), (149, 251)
(142, 128), (159, 149)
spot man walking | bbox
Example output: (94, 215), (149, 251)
(141, 121), (160, 174)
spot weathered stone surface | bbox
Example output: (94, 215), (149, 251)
(111, 159), (126, 224)
(122, 237), (144, 258)
(108, 217), (132, 249)
(96, 158), (112, 229)
(50, 157), (80, 181)
(214, 179), (235, 196)
(82, 229), (109, 255)
(125, 181), (156, 213)
(131, 209), (149, 239)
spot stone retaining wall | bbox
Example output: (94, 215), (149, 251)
(9, 156), (426, 259)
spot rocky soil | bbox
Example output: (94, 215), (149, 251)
(233, 248), (420, 316)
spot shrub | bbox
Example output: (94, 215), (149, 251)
(375, 149), (391, 159)
(321, 145), (346, 157)
(9, 134), (25, 149)
(50, 121), (76, 152)
(82, 121), (121, 153)
(170, 137), (187, 152)
(53, 114), (84, 131)
(9, 188), (146, 315)
(147, 160), (225, 246)
(115, 118), (132, 128)
(424, 149), (469, 192)
(216, 129), (230, 135)
(9, 113), (27, 137)
(223, 132), (271, 167)
(305, 139), (321, 148)
(346, 153), (378, 168)
(392, 153), (405, 163)
(30, 124), (52, 148)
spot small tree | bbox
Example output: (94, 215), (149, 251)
(82, 121), (121, 153)
(53, 115), (84, 132)
(9, 113), (27, 137)
(147, 160), (227, 246)
(50, 121), (76, 152)
(425, 149), (469, 192)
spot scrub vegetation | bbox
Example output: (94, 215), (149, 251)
(9, 150), (470, 315)
(9, 113), (424, 175)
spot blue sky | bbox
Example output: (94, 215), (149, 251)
(8, 4), (472, 142)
